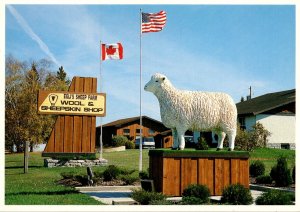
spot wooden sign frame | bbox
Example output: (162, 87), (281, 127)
(42, 77), (100, 157)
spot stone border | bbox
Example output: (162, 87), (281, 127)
(44, 158), (108, 167)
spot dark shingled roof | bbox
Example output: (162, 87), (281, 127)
(102, 115), (164, 128)
(236, 89), (295, 116)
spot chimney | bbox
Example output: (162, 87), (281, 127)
(246, 86), (252, 100)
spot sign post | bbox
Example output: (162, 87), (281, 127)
(24, 141), (29, 173)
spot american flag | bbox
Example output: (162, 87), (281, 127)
(141, 11), (167, 33)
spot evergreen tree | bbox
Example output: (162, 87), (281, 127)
(57, 66), (70, 85)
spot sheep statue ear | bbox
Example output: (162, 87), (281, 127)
(162, 77), (165, 81)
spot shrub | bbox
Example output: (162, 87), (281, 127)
(130, 189), (166, 205)
(149, 199), (173, 205)
(60, 171), (76, 179)
(250, 160), (265, 177)
(182, 184), (210, 204)
(255, 175), (273, 184)
(181, 196), (209, 205)
(270, 156), (292, 187)
(120, 175), (139, 185)
(139, 170), (150, 180)
(103, 165), (121, 181)
(118, 168), (135, 176)
(74, 174), (88, 185)
(221, 184), (253, 205)
(93, 170), (104, 178)
(292, 166), (295, 183)
(235, 122), (270, 151)
(255, 190), (294, 205)
(287, 192), (295, 202)
(234, 127), (252, 151)
(125, 140), (135, 149)
(195, 137), (209, 150)
(251, 122), (271, 147)
(111, 135), (128, 147)
(185, 138), (196, 148)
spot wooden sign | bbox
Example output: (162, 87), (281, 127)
(42, 77), (100, 157)
(38, 90), (106, 116)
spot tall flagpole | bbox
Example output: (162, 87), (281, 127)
(139, 8), (143, 171)
(99, 40), (103, 160)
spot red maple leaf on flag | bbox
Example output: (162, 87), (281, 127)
(106, 45), (116, 55)
(101, 43), (123, 60)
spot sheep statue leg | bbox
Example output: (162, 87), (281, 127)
(216, 131), (226, 151)
(177, 127), (187, 150)
(172, 129), (178, 149)
(227, 131), (236, 151)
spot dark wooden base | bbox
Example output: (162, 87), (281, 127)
(149, 149), (250, 196)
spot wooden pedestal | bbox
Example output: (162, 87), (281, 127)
(149, 149), (249, 196)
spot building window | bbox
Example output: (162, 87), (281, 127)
(281, 143), (290, 150)
(238, 117), (246, 130)
(136, 129), (143, 134)
(123, 129), (130, 135)
(148, 128), (155, 135)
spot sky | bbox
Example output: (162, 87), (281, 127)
(4, 4), (296, 125)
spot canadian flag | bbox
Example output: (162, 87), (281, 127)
(101, 43), (123, 60)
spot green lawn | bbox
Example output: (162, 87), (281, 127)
(5, 153), (104, 205)
(249, 148), (295, 174)
(5, 148), (295, 205)
(5, 149), (150, 205)
(101, 149), (150, 171)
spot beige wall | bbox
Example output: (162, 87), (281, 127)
(256, 114), (295, 145)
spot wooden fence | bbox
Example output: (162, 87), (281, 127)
(149, 150), (249, 196)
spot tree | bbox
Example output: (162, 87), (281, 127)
(5, 55), (70, 152)
(57, 66), (71, 85)
(5, 55), (26, 152)
(22, 62), (43, 151)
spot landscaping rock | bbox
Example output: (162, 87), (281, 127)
(44, 158), (108, 168)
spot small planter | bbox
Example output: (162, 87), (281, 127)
(140, 179), (155, 192)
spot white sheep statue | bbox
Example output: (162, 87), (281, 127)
(144, 73), (237, 151)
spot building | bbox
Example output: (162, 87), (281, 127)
(236, 89), (295, 149)
(96, 116), (173, 148)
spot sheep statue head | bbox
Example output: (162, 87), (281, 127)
(144, 73), (237, 151)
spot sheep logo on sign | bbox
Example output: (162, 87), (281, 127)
(144, 73), (237, 151)
(49, 94), (58, 106)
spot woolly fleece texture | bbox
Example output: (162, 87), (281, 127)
(144, 73), (237, 150)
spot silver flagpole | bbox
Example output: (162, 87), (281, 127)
(99, 40), (103, 160)
(139, 8), (143, 171)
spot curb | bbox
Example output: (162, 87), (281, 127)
(250, 184), (295, 193)
(76, 185), (141, 192)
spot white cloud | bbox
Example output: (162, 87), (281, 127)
(7, 5), (60, 67)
